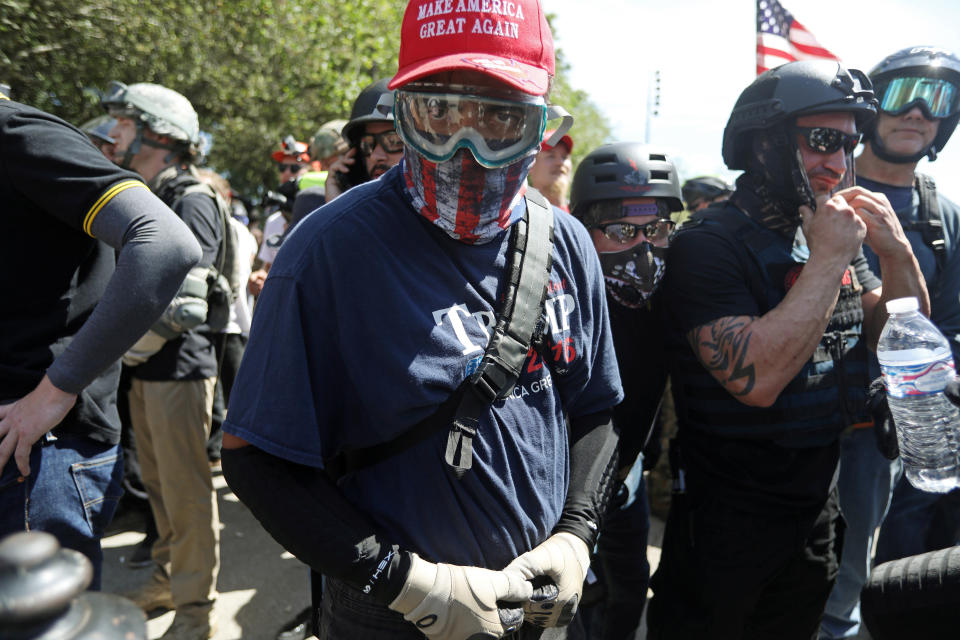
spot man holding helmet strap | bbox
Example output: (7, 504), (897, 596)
(646, 60), (928, 640)
(569, 143), (683, 639)
(820, 46), (960, 640)
(220, 1), (622, 638)
(104, 81), (227, 640)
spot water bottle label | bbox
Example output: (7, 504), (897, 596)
(882, 357), (956, 399)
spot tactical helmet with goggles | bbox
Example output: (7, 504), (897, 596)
(866, 46), (960, 163)
(101, 81), (200, 145)
(722, 60), (877, 210)
(101, 81), (200, 169)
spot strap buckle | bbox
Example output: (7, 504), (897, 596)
(445, 417), (479, 478)
(471, 358), (517, 403)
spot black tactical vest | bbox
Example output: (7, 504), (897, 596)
(672, 204), (872, 447)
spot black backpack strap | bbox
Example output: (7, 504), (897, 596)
(324, 191), (555, 481)
(908, 173), (946, 276)
(445, 189), (554, 476)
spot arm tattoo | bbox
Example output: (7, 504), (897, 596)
(687, 317), (757, 397)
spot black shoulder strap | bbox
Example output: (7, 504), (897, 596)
(324, 191), (555, 481)
(911, 173), (947, 276)
(181, 181), (240, 295)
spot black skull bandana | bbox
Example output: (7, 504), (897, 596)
(598, 242), (668, 309)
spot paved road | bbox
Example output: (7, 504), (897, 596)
(103, 467), (310, 640)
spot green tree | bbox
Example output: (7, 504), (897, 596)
(550, 47), (613, 172)
(2, 1), (610, 200)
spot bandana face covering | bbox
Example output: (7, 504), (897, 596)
(403, 147), (535, 244)
(598, 242), (668, 308)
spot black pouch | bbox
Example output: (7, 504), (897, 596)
(867, 377), (899, 460)
(205, 269), (234, 334)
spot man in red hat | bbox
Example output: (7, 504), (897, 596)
(528, 129), (573, 211)
(272, 135), (311, 186)
(249, 137), (313, 296)
(220, 1), (622, 638)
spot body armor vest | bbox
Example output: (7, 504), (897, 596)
(673, 204), (872, 447)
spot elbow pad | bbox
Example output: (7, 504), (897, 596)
(151, 266), (210, 339)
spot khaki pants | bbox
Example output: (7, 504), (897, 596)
(129, 377), (220, 606)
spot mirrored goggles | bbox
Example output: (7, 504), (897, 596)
(593, 219), (675, 246)
(879, 76), (960, 118)
(795, 127), (861, 155)
(359, 130), (403, 156)
(390, 84), (566, 168)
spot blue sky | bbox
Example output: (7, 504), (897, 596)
(546, 0), (960, 198)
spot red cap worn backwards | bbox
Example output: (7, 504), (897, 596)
(389, 0), (555, 96)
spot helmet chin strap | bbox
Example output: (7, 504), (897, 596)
(865, 131), (935, 164)
(118, 121), (183, 169)
(117, 120), (145, 169)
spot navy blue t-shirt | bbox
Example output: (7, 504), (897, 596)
(858, 175), (960, 377)
(224, 166), (622, 568)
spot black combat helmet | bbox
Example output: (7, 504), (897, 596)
(722, 60), (876, 210)
(80, 115), (117, 146)
(570, 142), (683, 227)
(866, 46), (960, 163)
(682, 176), (734, 211)
(341, 79), (394, 145)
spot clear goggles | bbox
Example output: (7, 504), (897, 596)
(383, 83), (573, 168)
(879, 76), (960, 119)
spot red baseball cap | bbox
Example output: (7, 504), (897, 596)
(389, 0), (555, 96)
(542, 129), (572, 153)
(271, 138), (310, 163)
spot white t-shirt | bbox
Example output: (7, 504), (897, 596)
(257, 211), (287, 265)
(227, 216), (258, 336)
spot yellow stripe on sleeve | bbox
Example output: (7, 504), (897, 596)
(82, 180), (147, 237)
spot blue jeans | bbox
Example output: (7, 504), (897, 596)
(874, 474), (960, 564)
(820, 429), (901, 639)
(0, 434), (123, 590)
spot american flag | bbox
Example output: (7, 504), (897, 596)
(756, 0), (840, 75)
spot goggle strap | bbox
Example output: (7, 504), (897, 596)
(545, 105), (574, 146)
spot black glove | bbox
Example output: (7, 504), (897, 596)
(866, 377), (899, 460)
(945, 378), (960, 408)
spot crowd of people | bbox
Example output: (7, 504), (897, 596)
(3, 1), (960, 639)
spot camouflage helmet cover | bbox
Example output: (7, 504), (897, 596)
(102, 81), (200, 146)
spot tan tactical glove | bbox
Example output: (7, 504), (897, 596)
(505, 532), (591, 627)
(388, 553), (533, 639)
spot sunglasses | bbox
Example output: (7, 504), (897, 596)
(795, 127), (861, 155)
(879, 76), (960, 119)
(594, 219), (675, 245)
(360, 130), (404, 156)
(277, 163), (304, 173)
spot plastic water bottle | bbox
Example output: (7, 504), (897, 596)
(877, 297), (960, 492)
